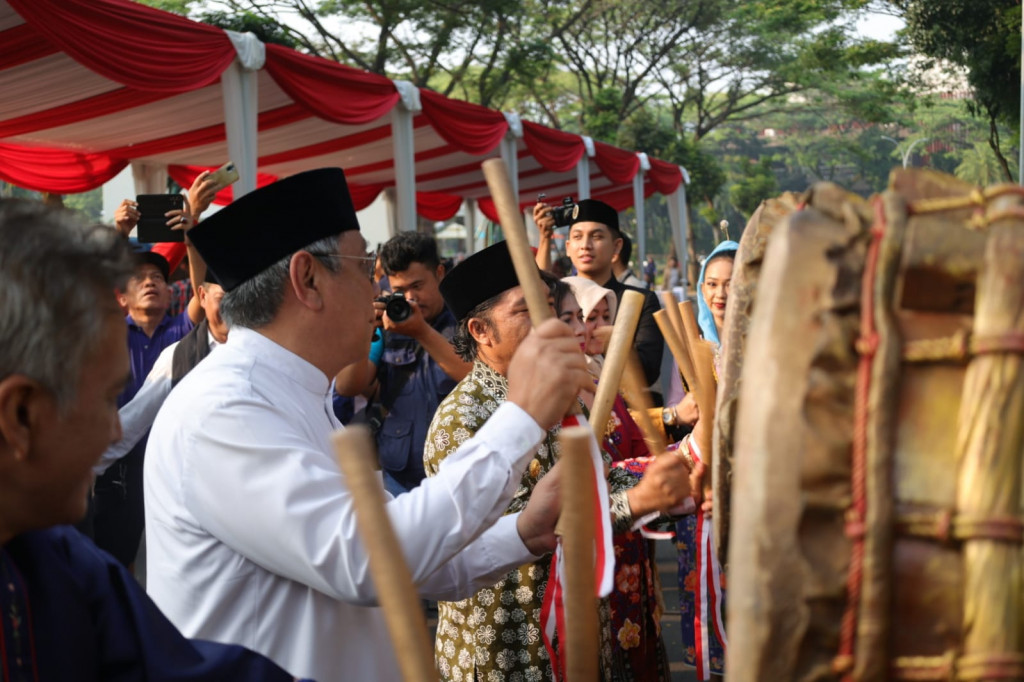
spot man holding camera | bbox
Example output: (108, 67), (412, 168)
(534, 197), (664, 390)
(336, 232), (470, 495)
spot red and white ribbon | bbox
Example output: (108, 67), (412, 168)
(540, 413), (615, 680)
(690, 436), (727, 680)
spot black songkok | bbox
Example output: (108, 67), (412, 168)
(189, 168), (360, 291)
(440, 240), (523, 321)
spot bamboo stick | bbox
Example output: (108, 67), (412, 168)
(678, 300), (702, 370)
(588, 290), (644, 445)
(332, 426), (439, 682)
(620, 351), (669, 456)
(559, 426), (601, 682)
(653, 309), (698, 392)
(660, 291), (687, 347)
(481, 158), (552, 327)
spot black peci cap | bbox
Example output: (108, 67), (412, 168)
(188, 168), (360, 291)
(439, 240), (523, 321)
(569, 198), (619, 234)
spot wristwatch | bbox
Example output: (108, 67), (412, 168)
(662, 406), (678, 427)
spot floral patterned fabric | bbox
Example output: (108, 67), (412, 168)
(424, 361), (638, 682)
(604, 396), (671, 682)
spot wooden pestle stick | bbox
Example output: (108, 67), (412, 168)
(588, 290), (644, 445)
(660, 291), (687, 348)
(621, 351), (694, 512)
(690, 340), (717, 477)
(332, 427), (439, 682)
(653, 309), (698, 393)
(558, 426), (601, 682)
(481, 158), (552, 327)
(676, 299), (717, 484)
(619, 352), (669, 455)
(677, 301), (703, 373)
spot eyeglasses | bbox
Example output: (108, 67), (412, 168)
(308, 250), (377, 280)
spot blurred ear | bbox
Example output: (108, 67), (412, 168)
(288, 252), (325, 312)
(434, 263), (446, 282)
(467, 316), (493, 348)
(0, 375), (49, 462)
(612, 237), (623, 259)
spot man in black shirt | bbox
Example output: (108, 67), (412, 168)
(533, 198), (663, 392)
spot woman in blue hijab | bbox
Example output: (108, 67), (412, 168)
(696, 239), (739, 345)
(676, 239), (737, 679)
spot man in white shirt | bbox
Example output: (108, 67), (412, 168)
(95, 274), (228, 477)
(144, 168), (590, 681)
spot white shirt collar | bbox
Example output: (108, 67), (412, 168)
(227, 326), (330, 396)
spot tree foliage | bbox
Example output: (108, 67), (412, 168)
(887, 0), (1020, 180)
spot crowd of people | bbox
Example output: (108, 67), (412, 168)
(0, 166), (737, 681)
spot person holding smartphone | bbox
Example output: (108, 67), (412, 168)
(87, 171), (219, 569)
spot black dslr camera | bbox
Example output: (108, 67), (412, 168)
(376, 292), (413, 323)
(539, 194), (576, 228)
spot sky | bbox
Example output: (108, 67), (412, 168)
(856, 10), (905, 42)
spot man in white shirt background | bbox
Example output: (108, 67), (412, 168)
(144, 168), (590, 681)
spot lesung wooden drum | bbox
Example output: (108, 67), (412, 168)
(723, 168), (1024, 682)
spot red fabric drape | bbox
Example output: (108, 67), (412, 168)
(475, 197), (533, 225)
(7, 0), (236, 94)
(647, 157), (684, 195)
(0, 23), (59, 70)
(264, 44), (399, 125)
(168, 165), (279, 206)
(150, 242), (187, 274)
(477, 197), (499, 224)
(0, 143), (127, 193)
(419, 90), (507, 155)
(0, 88), (173, 139)
(592, 140), (639, 185)
(169, 165), (385, 212)
(416, 192), (463, 221)
(522, 121), (584, 173)
(347, 182), (387, 211)
(591, 184), (658, 212)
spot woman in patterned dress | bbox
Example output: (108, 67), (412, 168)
(557, 278), (672, 682)
(676, 240), (737, 679)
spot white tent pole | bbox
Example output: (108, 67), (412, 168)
(220, 63), (258, 198)
(633, 153), (650, 261)
(501, 112), (528, 242)
(463, 198), (478, 256)
(577, 136), (594, 200)
(666, 166), (691, 290)
(221, 32), (264, 199)
(391, 81), (421, 233)
(130, 162), (168, 196)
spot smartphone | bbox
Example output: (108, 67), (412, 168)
(206, 161), (240, 193)
(136, 193), (185, 243)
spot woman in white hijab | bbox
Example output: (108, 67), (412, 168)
(558, 275), (673, 681)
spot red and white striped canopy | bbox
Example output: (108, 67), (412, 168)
(0, 0), (685, 223)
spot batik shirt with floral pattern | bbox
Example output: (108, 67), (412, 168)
(424, 361), (639, 682)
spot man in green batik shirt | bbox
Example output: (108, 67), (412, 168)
(424, 241), (694, 682)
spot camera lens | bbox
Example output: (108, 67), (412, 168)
(385, 294), (412, 322)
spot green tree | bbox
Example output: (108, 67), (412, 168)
(63, 190), (104, 221)
(887, 0), (1020, 180)
(729, 158), (778, 218)
(955, 141), (1011, 185)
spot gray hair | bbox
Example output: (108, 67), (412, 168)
(219, 235), (341, 330)
(0, 200), (134, 408)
